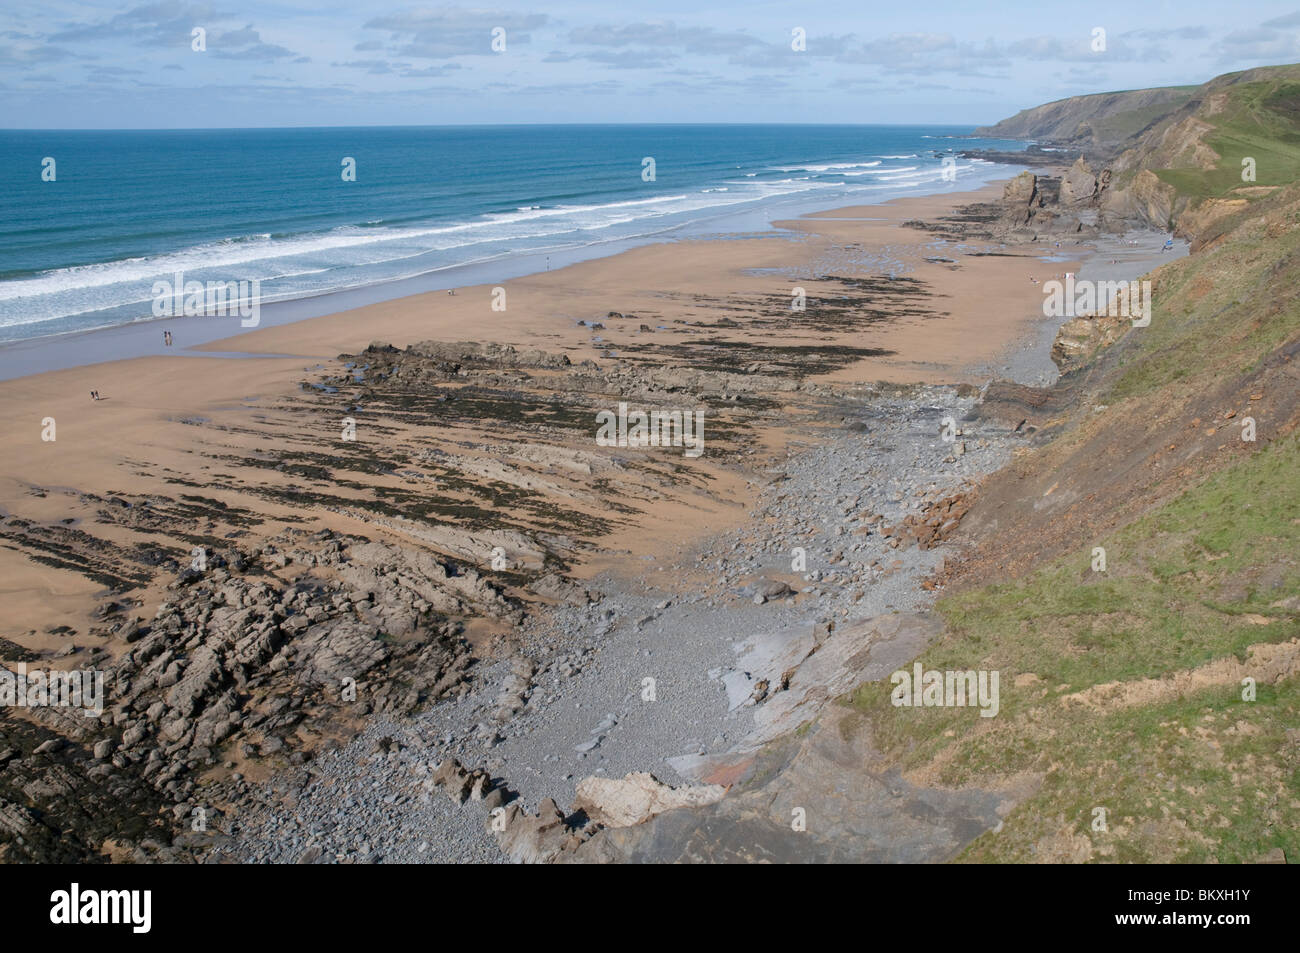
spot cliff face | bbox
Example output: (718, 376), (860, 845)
(975, 86), (1196, 156)
(980, 64), (1300, 236)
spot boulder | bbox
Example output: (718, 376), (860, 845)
(574, 772), (726, 828)
(1002, 171), (1039, 217)
(492, 798), (574, 864)
(1060, 157), (1100, 205)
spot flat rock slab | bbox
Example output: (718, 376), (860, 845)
(718, 624), (818, 711)
(672, 612), (943, 781)
(570, 705), (1014, 864)
(574, 612), (1018, 863)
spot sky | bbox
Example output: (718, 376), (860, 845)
(3, 1), (1300, 128)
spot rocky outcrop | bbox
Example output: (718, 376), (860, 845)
(1060, 157), (1104, 206)
(530, 572), (597, 606)
(491, 797), (589, 864)
(1051, 314), (1130, 371)
(404, 340), (573, 370)
(983, 169), (1113, 240)
(430, 757), (494, 804)
(337, 540), (517, 625)
(0, 531), (483, 860)
(1101, 169), (1176, 230)
(1002, 171), (1041, 224)
(573, 773), (726, 828)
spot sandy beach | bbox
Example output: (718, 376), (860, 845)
(1, 181), (1067, 631)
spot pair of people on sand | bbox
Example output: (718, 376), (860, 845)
(162, 330), (174, 346)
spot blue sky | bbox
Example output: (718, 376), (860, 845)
(3, 1), (1300, 128)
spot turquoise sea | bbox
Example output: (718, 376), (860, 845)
(0, 124), (1028, 342)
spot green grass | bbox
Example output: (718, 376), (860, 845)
(1154, 80), (1300, 199)
(962, 678), (1299, 863)
(848, 434), (1300, 862)
(1101, 192), (1300, 403)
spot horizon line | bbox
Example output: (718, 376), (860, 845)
(0, 120), (1000, 133)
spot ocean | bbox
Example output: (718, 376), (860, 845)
(0, 125), (1027, 344)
